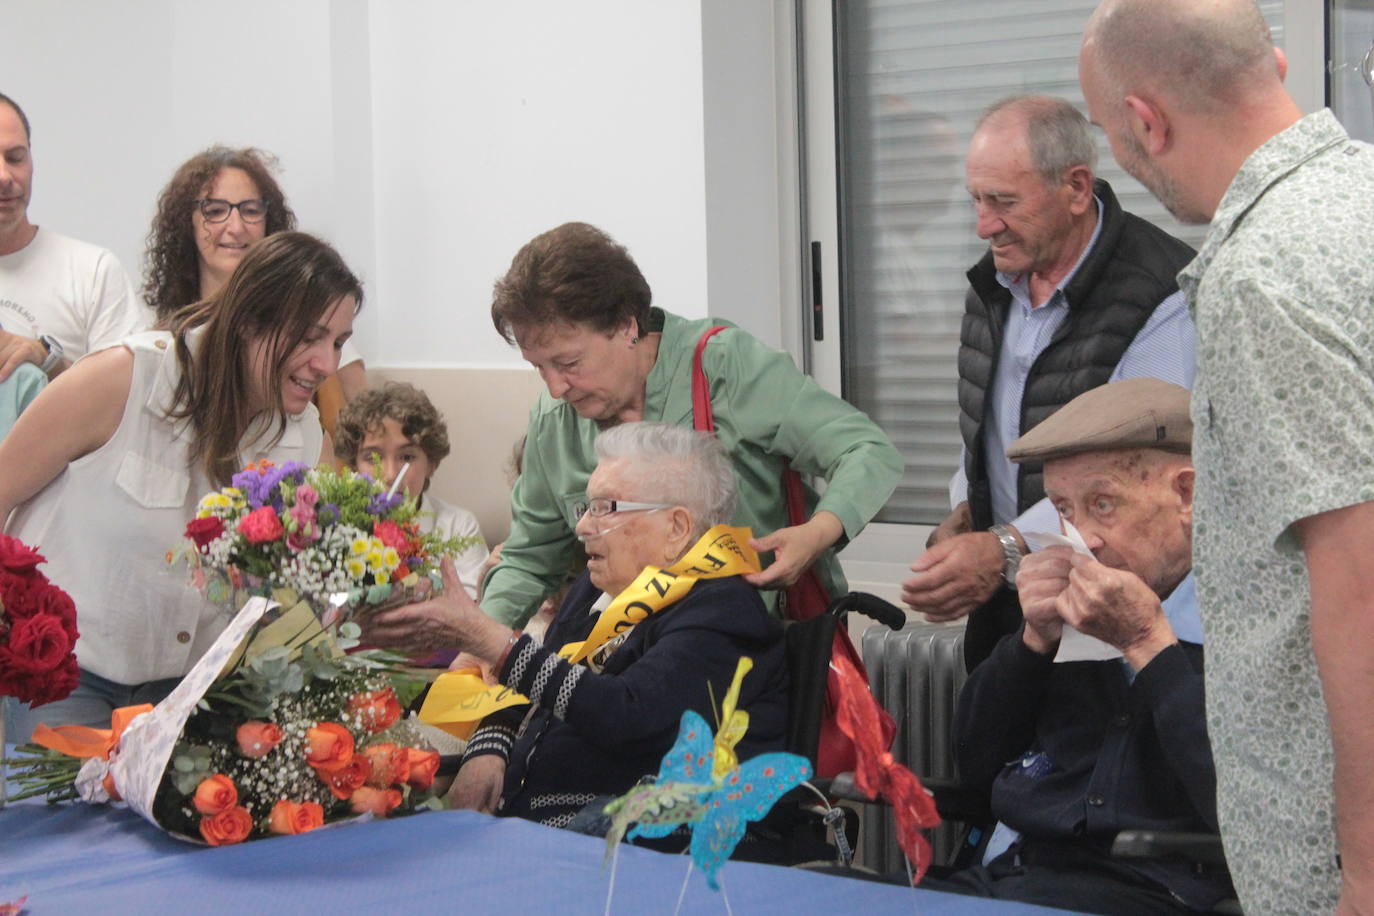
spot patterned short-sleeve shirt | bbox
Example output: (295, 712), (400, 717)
(1179, 108), (1374, 914)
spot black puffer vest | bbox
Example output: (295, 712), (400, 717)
(957, 179), (1196, 531)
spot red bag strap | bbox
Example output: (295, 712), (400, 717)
(692, 324), (811, 528)
(691, 325), (730, 433)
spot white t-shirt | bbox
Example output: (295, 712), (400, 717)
(0, 228), (151, 362)
(418, 493), (489, 600)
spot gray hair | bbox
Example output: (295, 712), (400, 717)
(977, 95), (1097, 185)
(594, 422), (737, 536)
(1086, 0), (1275, 113)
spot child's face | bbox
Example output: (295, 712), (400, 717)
(356, 417), (434, 501)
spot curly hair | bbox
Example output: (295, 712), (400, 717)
(333, 382), (452, 472)
(143, 147), (296, 322)
(490, 222), (652, 346)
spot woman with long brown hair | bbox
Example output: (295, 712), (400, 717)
(1, 231), (361, 741)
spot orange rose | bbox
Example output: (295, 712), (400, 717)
(268, 800), (325, 835)
(199, 805), (254, 846)
(403, 748), (441, 791)
(305, 722), (355, 773)
(322, 755), (372, 800)
(236, 721), (283, 759)
(361, 743), (409, 788)
(347, 687), (401, 734)
(192, 774), (239, 816)
(349, 786), (402, 817)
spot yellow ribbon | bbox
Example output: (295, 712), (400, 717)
(419, 525), (760, 740)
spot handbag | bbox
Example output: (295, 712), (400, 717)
(690, 326), (892, 778)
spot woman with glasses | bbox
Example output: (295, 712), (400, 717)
(141, 147), (366, 410)
(361, 422), (788, 828)
(474, 222), (902, 630)
(1, 232), (361, 741)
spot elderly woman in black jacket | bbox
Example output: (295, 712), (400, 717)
(363, 422), (787, 827)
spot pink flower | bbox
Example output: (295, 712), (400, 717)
(294, 484), (320, 508)
(286, 503), (319, 552)
(238, 506), (285, 544)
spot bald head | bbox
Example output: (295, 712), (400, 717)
(1083, 0), (1277, 114)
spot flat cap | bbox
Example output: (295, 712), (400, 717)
(1007, 377), (1192, 463)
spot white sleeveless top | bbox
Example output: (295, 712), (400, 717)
(5, 330), (324, 684)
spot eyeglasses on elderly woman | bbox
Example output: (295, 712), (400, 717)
(575, 498), (674, 521)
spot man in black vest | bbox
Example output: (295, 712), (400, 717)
(899, 95), (1196, 670)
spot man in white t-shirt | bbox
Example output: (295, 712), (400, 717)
(0, 92), (148, 383)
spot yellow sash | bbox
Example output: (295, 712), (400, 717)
(419, 525), (759, 740)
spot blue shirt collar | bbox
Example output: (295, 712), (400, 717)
(994, 196), (1104, 309)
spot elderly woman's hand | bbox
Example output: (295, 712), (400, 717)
(447, 755), (506, 814)
(361, 557), (513, 662)
(745, 511), (844, 589)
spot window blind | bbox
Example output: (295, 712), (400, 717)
(833, 0), (1284, 524)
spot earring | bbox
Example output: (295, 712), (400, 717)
(630, 336), (640, 345)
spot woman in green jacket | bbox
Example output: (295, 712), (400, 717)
(471, 222), (902, 628)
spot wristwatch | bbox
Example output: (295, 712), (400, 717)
(989, 524), (1024, 591)
(38, 334), (64, 374)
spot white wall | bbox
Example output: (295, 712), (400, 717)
(0, 0), (768, 371)
(366, 0), (709, 368)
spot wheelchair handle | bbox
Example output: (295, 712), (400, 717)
(827, 591), (906, 631)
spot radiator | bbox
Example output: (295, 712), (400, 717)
(858, 620), (968, 873)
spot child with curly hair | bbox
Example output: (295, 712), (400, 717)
(335, 382), (489, 599)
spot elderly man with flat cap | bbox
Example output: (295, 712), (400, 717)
(933, 377), (1230, 915)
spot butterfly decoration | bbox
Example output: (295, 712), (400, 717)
(831, 649), (941, 883)
(604, 657), (812, 891)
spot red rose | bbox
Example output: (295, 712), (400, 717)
(237, 506), (285, 544)
(0, 569), (45, 619)
(30, 585), (78, 642)
(322, 756), (372, 800)
(347, 687), (401, 734)
(348, 786), (402, 817)
(4, 656), (79, 707)
(199, 805), (254, 846)
(0, 613), (74, 675)
(0, 534), (45, 574)
(185, 516), (226, 551)
(403, 748), (441, 791)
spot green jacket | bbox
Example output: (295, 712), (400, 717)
(481, 308), (904, 626)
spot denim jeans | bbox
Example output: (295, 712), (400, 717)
(4, 668), (181, 744)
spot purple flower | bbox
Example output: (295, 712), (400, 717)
(232, 462), (309, 510)
(367, 492), (404, 517)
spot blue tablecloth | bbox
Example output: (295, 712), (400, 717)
(0, 796), (1074, 915)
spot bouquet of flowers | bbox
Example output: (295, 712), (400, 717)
(0, 534), (79, 710)
(10, 595), (443, 845)
(175, 460), (478, 625)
